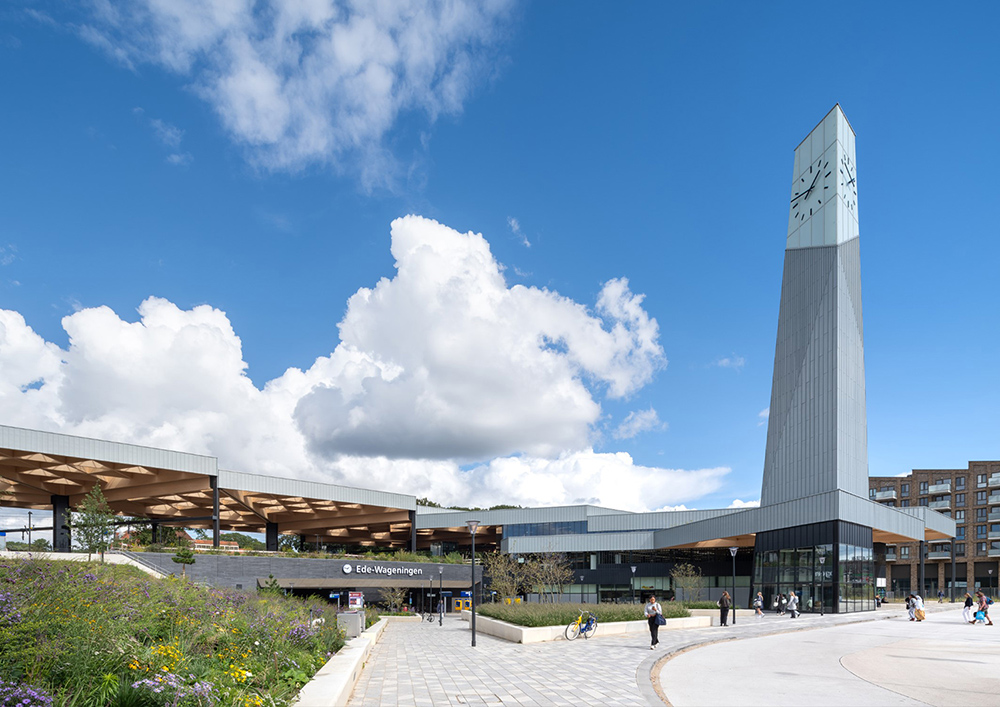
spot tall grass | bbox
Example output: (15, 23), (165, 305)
(476, 602), (689, 627)
(0, 557), (344, 706)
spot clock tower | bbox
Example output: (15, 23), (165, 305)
(760, 104), (868, 506)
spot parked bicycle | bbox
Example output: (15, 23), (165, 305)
(565, 610), (598, 640)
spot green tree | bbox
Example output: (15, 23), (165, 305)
(380, 586), (409, 613)
(483, 551), (529, 602)
(221, 532), (266, 551)
(7, 539), (52, 552)
(526, 553), (574, 603)
(72, 485), (116, 562)
(259, 573), (282, 596)
(172, 546), (196, 577)
(670, 562), (705, 603)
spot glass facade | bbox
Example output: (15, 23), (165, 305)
(753, 520), (874, 613)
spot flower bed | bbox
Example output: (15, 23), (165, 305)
(476, 601), (688, 627)
(0, 557), (344, 706)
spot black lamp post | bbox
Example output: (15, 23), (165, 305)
(580, 574), (585, 604)
(467, 520), (480, 647)
(729, 547), (738, 625)
(438, 565), (443, 626)
(630, 565), (637, 604)
(819, 555), (826, 616)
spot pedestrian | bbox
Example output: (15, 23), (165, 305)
(963, 592), (975, 624)
(754, 591), (764, 619)
(779, 593), (788, 616)
(938, 590), (944, 603)
(913, 593), (925, 622)
(718, 591), (732, 626)
(977, 591), (993, 626)
(645, 593), (663, 649)
(787, 590), (799, 618)
(906, 594), (915, 621)
(772, 594), (781, 614)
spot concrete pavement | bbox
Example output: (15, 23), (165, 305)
(346, 604), (960, 706)
(659, 605), (1000, 707)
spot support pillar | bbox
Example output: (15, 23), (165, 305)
(919, 540), (926, 596)
(52, 495), (71, 552)
(151, 522), (159, 545)
(409, 510), (417, 552)
(950, 542), (956, 602)
(210, 476), (220, 548)
(266, 522), (279, 552)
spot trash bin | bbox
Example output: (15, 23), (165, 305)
(337, 611), (364, 638)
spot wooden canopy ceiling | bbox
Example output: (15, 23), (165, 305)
(0, 446), (413, 546)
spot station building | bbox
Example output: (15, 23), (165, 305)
(0, 106), (956, 612)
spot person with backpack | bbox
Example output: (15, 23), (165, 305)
(753, 591), (764, 618)
(977, 591), (994, 626)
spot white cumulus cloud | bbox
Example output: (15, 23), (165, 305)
(715, 353), (746, 370)
(613, 407), (665, 440)
(758, 407), (769, 427)
(728, 499), (760, 509)
(0, 216), (729, 511)
(62, 0), (515, 184)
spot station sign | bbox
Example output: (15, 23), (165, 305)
(348, 592), (364, 609)
(341, 562), (424, 577)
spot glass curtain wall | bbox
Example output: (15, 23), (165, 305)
(753, 521), (874, 613)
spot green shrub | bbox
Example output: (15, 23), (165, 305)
(476, 601), (688, 627)
(681, 601), (725, 609)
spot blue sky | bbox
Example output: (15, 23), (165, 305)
(0, 1), (997, 521)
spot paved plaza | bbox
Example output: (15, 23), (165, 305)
(345, 604), (979, 706)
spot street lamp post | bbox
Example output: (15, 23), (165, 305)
(630, 566), (637, 604)
(729, 547), (738, 625)
(819, 555), (826, 616)
(467, 520), (480, 648)
(438, 566), (443, 626)
(580, 575), (585, 605)
(989, 568), (994, 599)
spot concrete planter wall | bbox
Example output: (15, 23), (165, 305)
(460, 610), (710, 644)
(293, 616), (417, 707)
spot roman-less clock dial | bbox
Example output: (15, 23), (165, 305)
(790, 155), (832, 223)
(840, 154), (857, 211)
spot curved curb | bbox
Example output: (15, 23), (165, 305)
(641, 612), (903, 706)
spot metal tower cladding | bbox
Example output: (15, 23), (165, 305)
(760, 105), (868, 506)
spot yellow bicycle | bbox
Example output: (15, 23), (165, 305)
(565, 610), (598, 640)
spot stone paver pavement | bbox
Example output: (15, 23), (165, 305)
(347, 604), (940, 706)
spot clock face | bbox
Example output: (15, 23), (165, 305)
(790, 155), (832, 223)
(839, 154), (858, 211)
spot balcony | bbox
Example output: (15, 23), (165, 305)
(928, 500), (951, 511)
(990, 511), (1000, 522)
(989, 493), (1000, 506)
(927, 550), (952, 560)
(885, 552), (897, 562)
(989, 547), (1000, 558)
(873, 489), (897, 501)
(990, 531), (1000, 541)
(928, 482), (951, 494)
(990, 475), (1000, 488)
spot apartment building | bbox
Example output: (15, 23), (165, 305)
(870, 461), (1000, 597)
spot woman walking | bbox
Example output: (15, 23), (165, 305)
(754, 591), (764, 619)
(963, 592), (975, 623)
(787, 591), (799, 618)
(645, 594), (663, 649)
(718, 591), (732, 626)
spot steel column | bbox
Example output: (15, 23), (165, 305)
(51, 495), (71, 552)
(211, 476), (220, 548)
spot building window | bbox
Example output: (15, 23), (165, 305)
(901, 483), (910, 496)
(957, 526), (966, 539)
(901, 499), (910, 507)
(978, 542), (988, 555)
(956, 493), (966, 507)
(957, 543), (966, 556)
(956, 510), (966, 522)
(919, 497), (929, 506)
(957, 477), (966, 490)
(978, 508), (989, 521)
(900, 547), (910, 559)
(977, 491), (988, 504)
(977, 525), (987, 539)
(869, 488), (876, 499)
(978, 474), (988, 487)
(919, 481), (928, 494)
